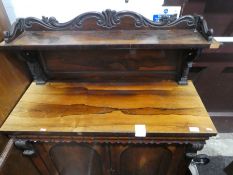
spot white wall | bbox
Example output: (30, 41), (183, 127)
(2, 0), (179, 23)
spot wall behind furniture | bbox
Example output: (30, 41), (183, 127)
(2, 0), (165, 23)
(183, 0), (233, 132)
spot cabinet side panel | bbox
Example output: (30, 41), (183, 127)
(0, 51), (31, 126)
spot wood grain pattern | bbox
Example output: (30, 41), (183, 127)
(40, 49), (179, 82)
(30, 143), (186, 175)
(0, 81), (216, 136)
(0, 30), (210, 49)
(120, 146), (172, 175)
(0, 51), (31, 126)
(50, 143), (104, 175)
(41, 50), (177, 72)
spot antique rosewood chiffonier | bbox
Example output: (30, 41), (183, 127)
(0, 10), (218, 175)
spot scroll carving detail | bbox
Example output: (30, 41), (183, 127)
(194, 15), (213, 41)
(4, 9), (213, 43)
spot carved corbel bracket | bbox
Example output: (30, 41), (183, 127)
(194, 15), (213, 42)
(19, 51), (47, 84)
(178, 49), (202, 85)
(14, 140), (36, 156)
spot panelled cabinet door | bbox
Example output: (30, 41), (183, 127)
(120, 146), (173, 175)
(110, 145), (186, 175)
(49, 143), (105, 175)
(11, 142), (187, 175)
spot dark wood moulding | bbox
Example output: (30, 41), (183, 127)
(2, 9), (213, 47)
(0, 10), (215, 85)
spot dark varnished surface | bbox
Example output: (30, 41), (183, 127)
(50, 143), (104, 175)
(41, 50), (177, 72)
(40, 49), (179, 82)
(0, 30), (210, 49)
(120, 146), (172, 175)
(31, 143), (185, 175)
(0, 81), (216, 137)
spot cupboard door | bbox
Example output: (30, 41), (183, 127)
(120, 146), (172, 175)
(29, 143), (110, 175)
(50, 143), (105, 175)
(110, 145), (186, 175)
(5, 141), (188, 175)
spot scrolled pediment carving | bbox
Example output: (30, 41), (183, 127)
(4, 9), (213, 43)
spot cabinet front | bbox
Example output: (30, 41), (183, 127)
(23, 142), (186, 175)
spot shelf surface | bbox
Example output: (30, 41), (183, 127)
(0, 30), (211, 49)
(0, 81), (216, 137)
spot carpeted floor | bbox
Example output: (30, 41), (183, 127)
(197, 156), (233, 175)
(197, 134), (233, 175)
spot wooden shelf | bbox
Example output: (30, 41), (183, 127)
(0, 81), (216, 137)
(0, 30), (211, 49)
